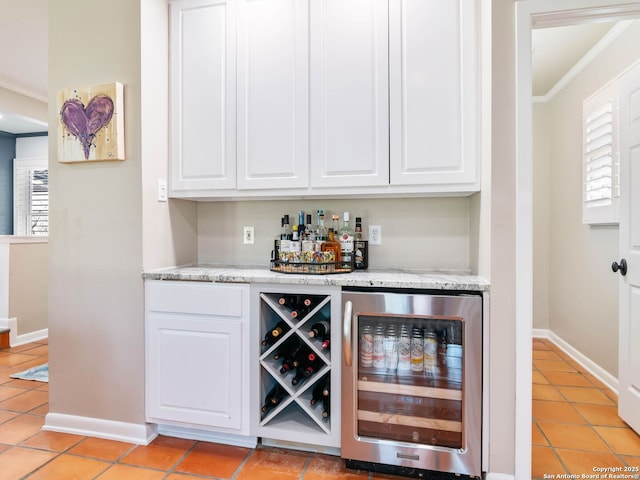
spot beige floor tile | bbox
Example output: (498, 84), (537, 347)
(0, 414), (45, 444)
(543, 371), (595, 387)
(175, 441), (250, 478)
(532, 422), (548, 446)
(0, 389), (49, 412)
(532, 445), (566, 478)
(20, 430), (85, 452)
(532, 384), (564, 401)
(26, 453), (110, 480)
(572, 404), (628, 428)
(534, 359), (577, 373)
(532, 400), (585, 424)
(537, 421), (611, 453)
(594, 426), (640, 456)
(555, 448), (626, 475)
(120, 435), (196, 470)
(556, 386), (615, 406)
(96, 464), (166, 480)
(68, 437), (134, 462)
(0, 446), (57, 480)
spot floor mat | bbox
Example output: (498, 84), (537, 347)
(10, 363), (48, 382)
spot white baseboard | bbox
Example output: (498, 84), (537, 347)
(157, 424), (258, 449)
(43, 413), (158, 445)
(484, 473), (515, 480)
(0, 317), (48, 347)
(532, 328), (618, 394)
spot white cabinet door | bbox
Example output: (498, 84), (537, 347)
(237, 0), (309, 190)
(170, 0), (236, 193)
(147, 315), (243, 429)
(309, 0), (390, 188)
(145, 281), (250, 433)
(389, 0), (479, 190)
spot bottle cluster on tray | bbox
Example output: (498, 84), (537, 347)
(272, 209), (368, 274)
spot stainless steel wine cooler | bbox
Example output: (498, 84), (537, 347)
(341, 289), (482, 478)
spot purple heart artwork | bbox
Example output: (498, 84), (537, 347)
(60, 95), (114, 160)
(57, 82), (125, 163)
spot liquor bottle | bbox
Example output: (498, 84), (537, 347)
(261, 320), (289, 347)
(282, 214), (292, 240)
(316, 210), (327, 241)
(354, 217), (369, 270)
(261, 384), (288, 413)
(320, 228), (342, 263)
(308, 319), (330, 338)
(305, 214), (314, 241)
(339, 212), (354, 267)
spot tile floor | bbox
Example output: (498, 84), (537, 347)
(0, 339), (400, 479)
(532, 338), (640, 478)
(3, 338), (640, 479)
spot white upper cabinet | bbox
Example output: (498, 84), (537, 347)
(169, 0), (480, 198)
(389, 0), (479, 191)
(236, 0), (309, 190)
(309, 0), (390, 188)
(170, 0), (236, 193)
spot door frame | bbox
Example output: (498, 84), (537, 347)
(515, 1), (640, 478)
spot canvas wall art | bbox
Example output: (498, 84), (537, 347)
(57, 82), (125, 163)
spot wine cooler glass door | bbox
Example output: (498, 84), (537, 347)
(356, 314), (464, 449)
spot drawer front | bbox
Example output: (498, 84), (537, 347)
(146, 280), (249, 317)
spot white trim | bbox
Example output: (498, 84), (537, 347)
(533, 328), (619, 394)
(43, 413), (158, 445)
(484, 474), (515, 480)
(517, 3), (640, 480)
(158, 424), (257, 448)
(11, 328), (48, 347)
(0, 318), (47, 347)
(534, 20), (634, 102)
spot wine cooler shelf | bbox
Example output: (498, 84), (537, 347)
(257, 291), (338, 445)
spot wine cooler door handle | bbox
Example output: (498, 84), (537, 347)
(343, 300), (353, 367)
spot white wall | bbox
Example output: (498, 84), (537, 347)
(16, 136), (48, 159)
(198, 197), (473, 271)
(533, 20), (640, 377)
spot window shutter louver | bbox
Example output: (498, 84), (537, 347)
(583, 82), (619, 225)
(13, 159), (48, 236)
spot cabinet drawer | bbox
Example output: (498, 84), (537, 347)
(146, 281), (248, 317)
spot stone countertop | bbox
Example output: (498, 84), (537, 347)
(142, 265), (490, 291)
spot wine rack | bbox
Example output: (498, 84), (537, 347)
(253, 286), (341, 449)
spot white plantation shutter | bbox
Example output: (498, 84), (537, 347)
(13, 158), (48, 236)
(583, 81), (619, 225)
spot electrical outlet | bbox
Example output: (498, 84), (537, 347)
(243, 226), (254, 245)
(369, 225), (382, 245)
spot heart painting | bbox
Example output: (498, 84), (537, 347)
(57, 82), (125, 163)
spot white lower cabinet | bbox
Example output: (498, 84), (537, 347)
(145, 281), (251, 436)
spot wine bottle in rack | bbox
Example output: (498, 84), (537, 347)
(290, 306), (310, 321)
(261, 384), (288, 413)
(273, 336), (300, 361)
(308, 319), (330, 338)
(302, 355), (324, 378)
(278, 294), (298, 307)
(321, 336), (330, 350)
(310, 379), (325, 406)
(261, 320), (289, 347)
(279, 342), (305, 374)
(321, 396), (330, 419)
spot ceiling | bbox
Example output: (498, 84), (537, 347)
(0, 2), (631, 134)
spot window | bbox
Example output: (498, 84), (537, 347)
(582, 81), (619, 225)
(13, 158), (48, 236)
